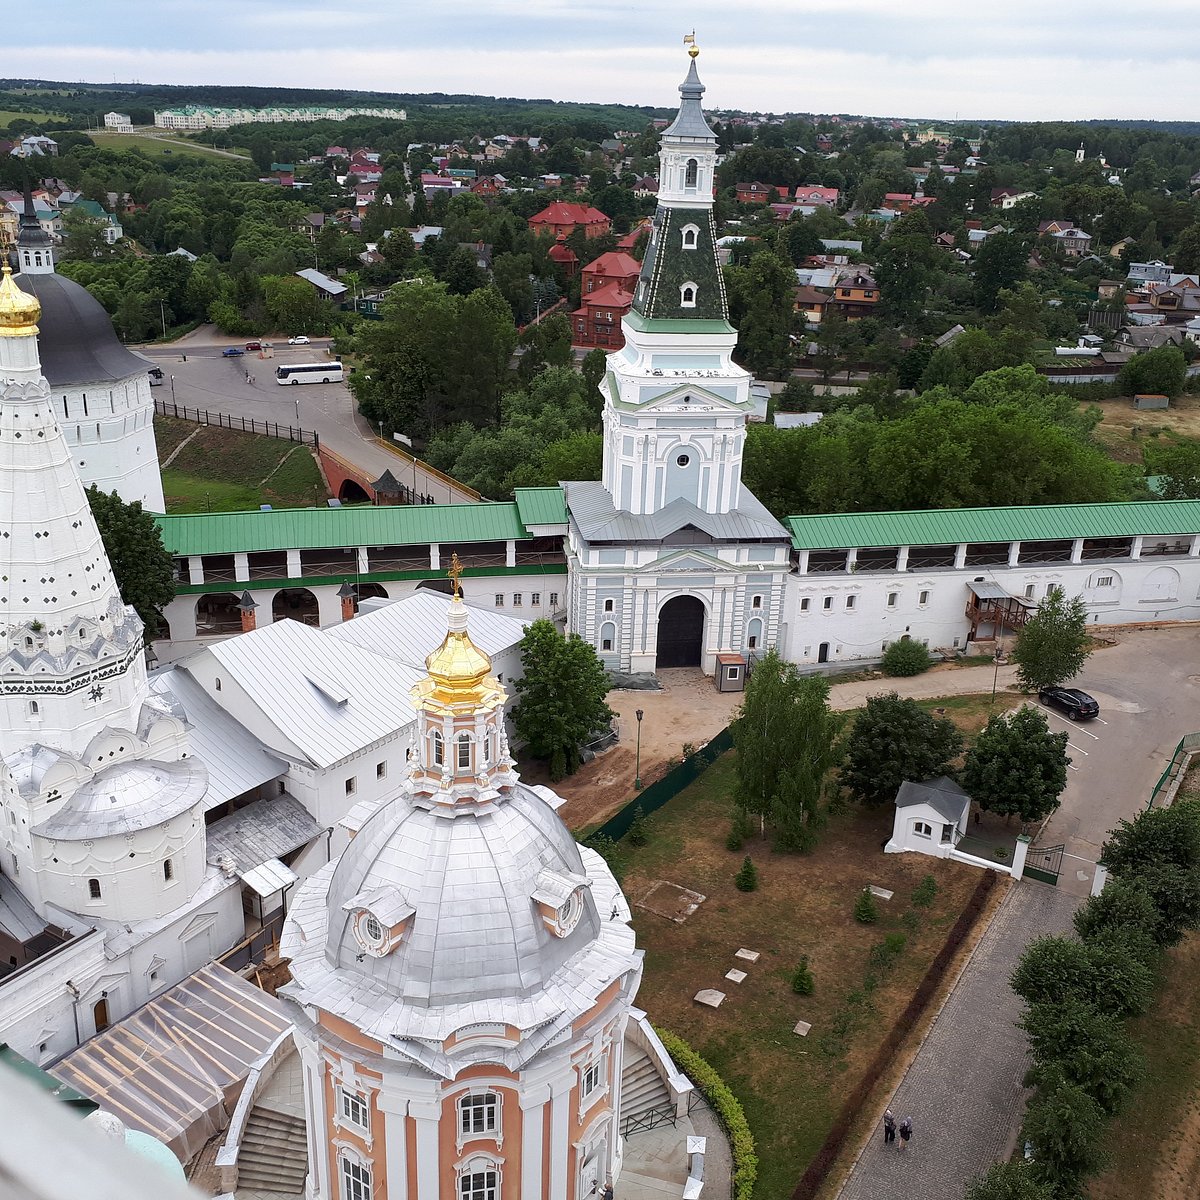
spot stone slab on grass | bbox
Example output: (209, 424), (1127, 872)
(638, 880), (706, 923)
(869, 885), (895, 901)
(724, 968), (748, 984)
(734, 948), (760, 963)
(793, 1020), (812, 1036)
(694, 989), (726, 1008)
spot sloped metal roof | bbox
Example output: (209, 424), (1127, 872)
(785, 500), (1200, 551)
(204, 793), (322, 873)
(157, 502), (530, 557)
(513, 486), (569, 527)
(895, 776), (970, 824)
(565, 479), (788, 543)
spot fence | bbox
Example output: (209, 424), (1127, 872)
(155, 399), (319, 448)
(592, 725), (733, 842)
(218, 912), (285, 973)
(1148, 731), (1200, 809)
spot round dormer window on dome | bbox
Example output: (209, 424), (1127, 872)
(354, 910), (388, 956)
(557, 888), (584, 937)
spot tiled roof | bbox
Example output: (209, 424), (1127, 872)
(785, 500), (1200, 550)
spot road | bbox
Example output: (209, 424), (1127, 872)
(137, 327), (478, 504)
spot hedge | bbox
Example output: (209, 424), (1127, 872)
(791, 870), (999, 1199)
(654, 1027), (758, 1200)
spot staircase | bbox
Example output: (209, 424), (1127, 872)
(237, 1104), (308, 1195)
(621, 1043), (674, 1136)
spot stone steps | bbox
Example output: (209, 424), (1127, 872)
(621, 1045), (671, 1123)
(238, 1105), (308, 1194)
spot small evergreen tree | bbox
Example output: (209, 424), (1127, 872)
(626, 806), (650, 848)
(735, 856), (759, 893)
(792, 955), (815, 995)
(912, 874), (939, 908)
(855, 888), (879, 924)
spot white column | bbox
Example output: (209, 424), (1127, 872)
(1131, 535), (1143, 560)
(430, 544), (441, 571)
(234, 552), (249, 582)
(549, 1080), (572, 1200)
(797, 549), (810, 575)
(300, 1041), (328, 1200)
(1071, 538), (1084, 564)
(1007, 541), (1021, 568)
(1012, 834), (1031, 881)
(953, 543), (967, 570)
(286, 548), (302, 578)
(896, 546), (909, 572)
(377, 1094), (410, 1200)
(357, 547), (369, 572)
(505, 539), (516, 568)
(188, 555), (204, 585)
(411, 1100), (441, 1200)
(1190, 534), (1200, 558)
(521, 1085), (550, 1199)
(845, 548), (858, 573)
(1091, 864), (1109, 897)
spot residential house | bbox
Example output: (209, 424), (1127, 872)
(63, 198), (123, 244)
(633, 176), (659, 198)
(829, 271), (880, 319)
(821, 238), (863, 256)
(539, 173), (563, 190)
(10, 135), (58, 158)
(470, 175), (505, 197)
(617, 219), (651, 252)
(547, 236), (579, 279)
(294, 267), (348, 301)
(1127, 260), (1174, 286)
(735, 181), (786, 204)
(990, 187), (1036, 209)
(793, 285), (831, 326)
(770, 203), (801, 221)
(1109, 236), (1135, 258)
(419, 172), (461, 200)
(795, 185), (839, 206)
(571, 250), (640, 349)
(1049, 226), (1093, 257)
(528, 201), (611, 240)
(325, 145), (350, 159)
(1118, 325), (1185, 350)
(103, 112), (132, 133)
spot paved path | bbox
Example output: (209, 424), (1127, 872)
(838, 884), (1079, 1200)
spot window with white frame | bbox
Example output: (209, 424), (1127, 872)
(823, 596), (833, 610)
(459, 1167), (498, 1200)
(458, 1091), (500, 1138)
(887, 592), (898, 608)
(919, 590), (930, 605)
(340, 1088), (370, 1131)
(494, 594), (504, 607)
(582, 1058), (603, 1098)
(603, 598), (614, 612)
(457, 734), (472, 770)
(684, 158), (698, 188)
(433, 730), (444, 766)
(512, 593), (522, 606)
(751, 594), (762, 609)
(549, 592), (559, 607)
(340, 1155), (372, 1200)
(800, 597), (810, 612)
(531, 592), (541, 605)
(913, 821), (932, 838)
(1024, 584), (1035, 599)
(845, 595), (856, 609)
(681, 222), (699, 248)
(680, 283), (697, 308)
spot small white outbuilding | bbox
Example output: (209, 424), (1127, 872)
(885, 775), (971, 856)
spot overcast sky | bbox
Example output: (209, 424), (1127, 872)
(14, 1), (1200, 122)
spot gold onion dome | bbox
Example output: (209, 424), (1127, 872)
(418, 555), (499, 706)
(0, 260), (40, 335)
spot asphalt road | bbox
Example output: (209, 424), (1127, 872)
(137, 328), (477, 504)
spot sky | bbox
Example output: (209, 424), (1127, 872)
(13, 1), (1200, 123)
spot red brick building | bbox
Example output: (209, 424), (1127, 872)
(735, 181), (788, 204)
(528, 201), (611, 239)
(571, 251), (641, 349)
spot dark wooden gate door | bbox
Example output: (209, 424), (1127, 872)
(656, 596), (705, 668)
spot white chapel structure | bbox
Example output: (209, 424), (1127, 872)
(564, 42), (792, 674)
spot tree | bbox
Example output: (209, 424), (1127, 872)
(1072, 877), (1162, 950)
(734, 856), (759, 892)
(262, 275), (326, 335)
(854, 888), (878, 923)
(731, 650), (844, 851)
(1117, 344), (1188, 399)
(840, 693), (963, 806)
(965, 1163), (1055, 1200)
(725, 250), (796, 378)
(1011, 935), (1155, 1019)
(61, 207), (112, 262)
(85, 487), (176, 636)
(1020, 1073), (1105, 1195)
(961, 705), (1070, 824)
(1144, 438), (1200, 499)
(1011, 585), (1091, 692)
(881, 639), (932, 677)
(973, 231), (1029, 312)
(791, 955), (814, 995)
(511, 620), (613, 780)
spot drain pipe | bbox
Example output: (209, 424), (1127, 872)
(65, 980), (81, 1047)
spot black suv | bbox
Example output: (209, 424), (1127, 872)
(1038, 687), (1100, 720)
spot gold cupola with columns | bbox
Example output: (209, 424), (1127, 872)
(0, 260), (40, 336)
(409, 553), (518, 805)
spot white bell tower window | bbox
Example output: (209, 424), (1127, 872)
(432, 730), (444, 766)
(681, 224), (699, 249)
(457, 733), (472, 771)
(685, 157), (699, 188)
(680, 283), (698, 308)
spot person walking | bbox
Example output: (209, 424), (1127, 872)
(882, 1109), (896, 1147)
(898, 1116), (913, 1152)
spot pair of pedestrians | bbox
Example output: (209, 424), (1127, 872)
(882, 1108), (913, 1151)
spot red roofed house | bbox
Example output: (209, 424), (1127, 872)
(528, 201), (611, 240)
(795, 185), (839, 206)
(471, 175), (504, 197)
(571, 251), (642, 349)
(325, 145), (350, 158)
(617, 218), (652, 252)
(736, 181), (787, 204)
(547, 233), (579, 280)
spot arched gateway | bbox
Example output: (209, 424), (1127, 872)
(656, 595), (705, 668)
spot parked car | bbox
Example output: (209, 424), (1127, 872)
(288, 335), (311, 345)
(1038, 687), (1100, 720)
(245, 341), (262, 351)
(222, 346), (244, 357)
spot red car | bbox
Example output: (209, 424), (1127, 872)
(245, 341), (262, 351)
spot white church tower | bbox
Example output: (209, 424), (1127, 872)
(564, 38), (792, 674)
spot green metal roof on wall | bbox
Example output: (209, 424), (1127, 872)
(624, 311), (735, 336)
(158, 502), (530, 557)
(785, 500), (1200, 551)
(513, 486), (568, 526)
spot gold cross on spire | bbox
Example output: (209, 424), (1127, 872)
(447, 551), (464, 598)
(684, 30), (699, 58)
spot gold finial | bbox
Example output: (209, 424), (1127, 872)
(0, 257), (40, 337)
(684, 31), (700, 59)
(447, 551), (464, 599)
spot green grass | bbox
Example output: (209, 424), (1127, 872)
(86, 130), (252, 161)
(158, 422), (327, 512)
(0, 108), (67, 126)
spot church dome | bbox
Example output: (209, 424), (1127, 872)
(323, 780), (600, 1005)
(14, 272), (150, 387)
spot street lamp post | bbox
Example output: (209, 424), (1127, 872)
(634, 708), (644, 791)
(157, 298), (167, 339)
(169, 374), (176, 405)
(991, 641), (1004, 706)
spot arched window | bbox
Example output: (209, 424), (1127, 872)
(340, 1154), (372, 1200)
(603, 598), (614, 613)
(685, 157), (698, 188)
(432, 730), (444, 766)
(459, 1092), (500, 1137)
(681, 224), (699, 249)
(600, 622), (616, 654)
(27, 700), (39, 717)
(88, 878), (102, 900)
(458, 1160), (499, 1200)
(457, 733), (472, 771)
(680, 283), (697, 308)
(163, 858), (174, 882)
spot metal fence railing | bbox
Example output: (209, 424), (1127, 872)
(1148, 732), (1200, 809)
(155, 399), (319, 448)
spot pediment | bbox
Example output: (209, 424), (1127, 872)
(647, 547), (726, 572)
(640, 382), (743, 414)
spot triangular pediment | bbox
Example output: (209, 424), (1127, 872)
(640, 382), (744, 414)
(648, 547), (727, 572)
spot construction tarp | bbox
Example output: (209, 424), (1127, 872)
(52, 962), (292, 1163)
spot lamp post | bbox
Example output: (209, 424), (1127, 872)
(991, 641), (1004, 706)
(169, 374), (176, 405)
(634, 708), (644, 791)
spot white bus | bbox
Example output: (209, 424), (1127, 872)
(276, 361), (344, 385)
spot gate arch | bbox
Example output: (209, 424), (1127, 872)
(656, 595), (705, 668)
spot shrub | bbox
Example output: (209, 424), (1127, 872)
(583, 833), (626, 884)
(912, 874), (939, 908)
(626, 805), (650, 847)
(792, 955), (815, 995)
(727, 806), (753, 851)
(855, 887), (879, 923)
(735, 855), (759, 892)
(881, 638), (933, 677)
(726, 827), (744, 852)
(655, 1027), (757, 1200)
(867, 932), (907, 974)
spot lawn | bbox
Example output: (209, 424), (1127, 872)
(0, 108), (66, 126)
(1086, 394), (1200, 467)
(87, 130), (252, 162)
(157, 421), (328, 512)
(1087, 934), (1200, 1200)
(618, 752), (984, 1199)
(154, 415), (197, 461)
